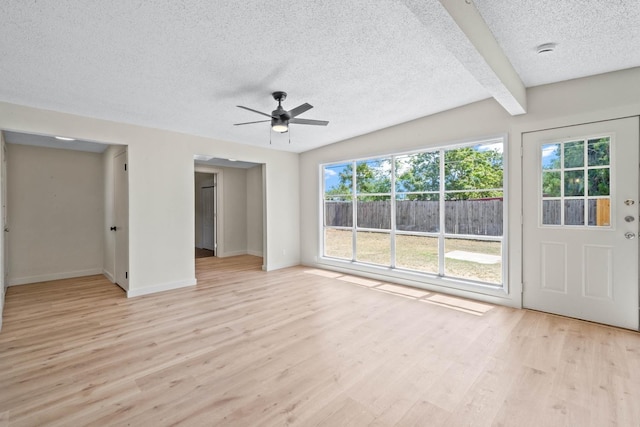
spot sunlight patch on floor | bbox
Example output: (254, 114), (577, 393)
(337, 275), (381, 287)
(422, 294), (495, 316)
(377, 284), (430, 298)
(304, 269), (343, 278)
(303, 268), (494, 317)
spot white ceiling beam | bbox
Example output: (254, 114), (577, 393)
(400, 0), (527, 115)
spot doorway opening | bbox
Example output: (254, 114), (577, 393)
(193, 156), (265, 267)
(0, 130), (129, 294)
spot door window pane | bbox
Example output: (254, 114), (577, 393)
(444, 238), (501, 284)
(396, 235), (439, 274)
(588, 168), (609, 196)
(542, 143), (560, 170)
(324, 229), (352, 260)
(564, 141), (584, 168)
(588, 137), (610, 166)
(542, 200), (561, 225)
(588, 199), (611, 227)
(564, 170), (584, 196)
(565, 199), (585, 225)
(542, 171), (561, 197)
(356, 231), (390, 265)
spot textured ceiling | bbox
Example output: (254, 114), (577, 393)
(474, 0), (640, 87)
(0, 1), (638, 153)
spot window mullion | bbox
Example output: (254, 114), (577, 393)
(438, 149), (445, 277)
(390, 155), (396, 268)
(583, 138), (588, 225)
(560, 141), (565, 225)
(351, 161), (357, 261)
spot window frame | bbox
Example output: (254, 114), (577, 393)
(319, 136), (509, 294)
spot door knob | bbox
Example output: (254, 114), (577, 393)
(110, 226), (117, 231)
(624, 232), (636, 239)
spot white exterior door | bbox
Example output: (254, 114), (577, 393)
(523, 117), (639, 330)
(114, 151), (129, 290)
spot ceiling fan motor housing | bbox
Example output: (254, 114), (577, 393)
(234, 91), (328, 134)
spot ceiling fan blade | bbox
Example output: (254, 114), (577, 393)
(289, 118), (329, 126)
(287, 103), (313, 118)
(234, 119), (271, 126)
(237, 105), (274, 118)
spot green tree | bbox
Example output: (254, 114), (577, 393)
(326, 160), (391, 201)
(396, 148), (503, 200)
(443, 147), (503, 199)
(396, 152), (439, 200)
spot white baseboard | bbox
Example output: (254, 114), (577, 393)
(218, 250), (247, 258)
(9, 268), (104, 286)
(218, 250), (264, 258)
(103, 269), (115, 283)
(127, 278), (197, 298)
(264, 260), (300, 271)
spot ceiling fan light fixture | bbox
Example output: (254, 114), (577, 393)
(272, 119), (288, 133)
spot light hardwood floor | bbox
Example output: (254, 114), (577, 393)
(1, 255), (639, 426)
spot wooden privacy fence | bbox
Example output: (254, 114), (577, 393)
(543, 198), (610, 226)
(325, 199), (503, 236)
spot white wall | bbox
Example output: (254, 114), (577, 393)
(7, 143), (105, 285)
(220, 167), (248, 256)
(300, 68), (640, 308)
(0, 103), (300, 295)
(246, 165), (264, 257)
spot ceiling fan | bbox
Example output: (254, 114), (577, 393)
(234, 91), (328, 133)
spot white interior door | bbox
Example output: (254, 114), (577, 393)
(114, 151), (129, 290)
(202, 185), (215, 251)
(523, 117), (639, 330)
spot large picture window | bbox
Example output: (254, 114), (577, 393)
(322, 138), (505, 287)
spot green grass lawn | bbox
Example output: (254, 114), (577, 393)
(324, 229), (502, 284)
